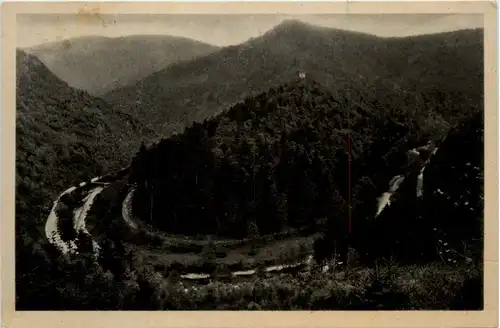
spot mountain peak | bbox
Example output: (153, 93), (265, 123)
(264, 18), (374, 40)
(273, 19), (316, 32)
(278, 18), (307, 26)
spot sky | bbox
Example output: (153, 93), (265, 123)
(17, 13), (484, 48)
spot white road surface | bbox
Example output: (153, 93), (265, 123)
(122, 188), (138, 230)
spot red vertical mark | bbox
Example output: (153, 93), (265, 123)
(345, 0), (352, 238)
(347, 135), (352, 234)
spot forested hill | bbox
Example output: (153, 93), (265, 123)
(127, 76), (482, 242)
(16, 50), (151, 245)
(28, 35), (219, 96)
(104, 20), (483, 136)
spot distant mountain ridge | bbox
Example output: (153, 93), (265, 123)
(27, 35), (219, 96)
(104, 20), (483, 137)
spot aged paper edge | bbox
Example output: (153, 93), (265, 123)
(1, 1), (498, 328)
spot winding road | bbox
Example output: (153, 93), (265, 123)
(416, 147), (439, 198)
(180, 255), (315, 280)
(45, 141), (439, 274)
(45, 167), (128, 256)
(122, 188), (138, 230)
(45, 186), (78, 254)
(73, 186), (107, 255)
(374, 143), (439, 218)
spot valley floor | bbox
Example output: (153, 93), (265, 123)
(38, 152), (482, 310)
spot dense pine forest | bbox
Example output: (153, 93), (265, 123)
(128, 77), (483, 262)
(15, 20), (484, 311)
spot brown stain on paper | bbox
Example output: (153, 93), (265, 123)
(77, 5), (108, 28)
(53, 5), (112, 51)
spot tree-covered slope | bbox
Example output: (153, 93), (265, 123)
(104, 20), (483, 136)
(16, 69), (484, 312)
(16, 49), (151, 246)
(127, 74), (482, 251)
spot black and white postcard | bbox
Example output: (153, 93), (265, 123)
(2, 2), (498, 328)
